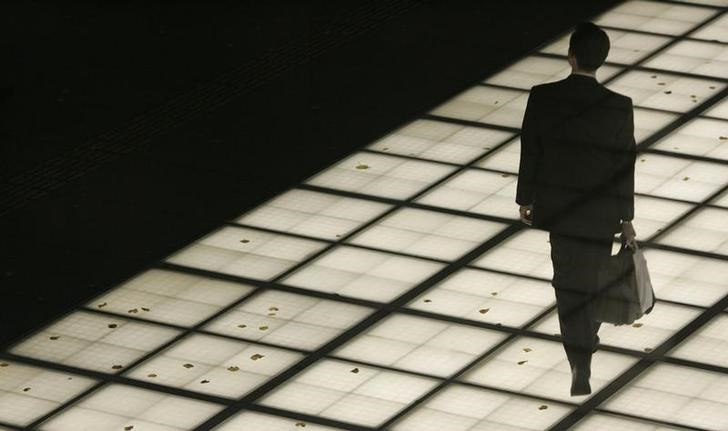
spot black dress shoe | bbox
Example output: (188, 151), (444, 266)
(570, 364), (592, 396)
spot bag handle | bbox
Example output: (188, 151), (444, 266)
(619, 234), (638, 251)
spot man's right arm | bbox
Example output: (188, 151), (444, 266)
(615, 97), (637, 223)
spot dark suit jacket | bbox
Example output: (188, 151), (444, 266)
(515, 73), (637, 240)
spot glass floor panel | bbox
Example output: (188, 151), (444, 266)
(2, 1), (728, 430)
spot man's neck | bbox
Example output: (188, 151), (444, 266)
(571, 69), (596, 78)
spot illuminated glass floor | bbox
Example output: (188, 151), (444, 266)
(3, 0), (728, 430)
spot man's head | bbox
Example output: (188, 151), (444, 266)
(567, 22), (610, 73)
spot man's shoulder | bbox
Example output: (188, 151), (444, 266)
(604, 87), (632, 106)
(530, 81), (632, 107)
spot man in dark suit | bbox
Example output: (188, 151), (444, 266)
(515, 22), (637, 396)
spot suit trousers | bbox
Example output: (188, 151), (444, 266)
(548, 231), (613, 369)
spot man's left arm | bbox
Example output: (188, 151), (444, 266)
(516, 87), (541, 211)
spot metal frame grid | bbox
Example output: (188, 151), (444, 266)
(2, 0), (728, 430)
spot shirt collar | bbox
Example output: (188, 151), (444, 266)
(570, 70), (597, 79)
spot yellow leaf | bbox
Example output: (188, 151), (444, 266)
(682, 176), (690, 181)
(632, 323), (643, 328)
(259, 325), (269, 331)
(355, 164), (369, 170)
(147, 373), (157, 378)
(523, 347), (532, 352)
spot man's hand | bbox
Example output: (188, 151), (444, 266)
(519, 204), (533, 226)
(620, 220), (636, 244)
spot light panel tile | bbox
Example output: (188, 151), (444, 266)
(633, 107), (679, 143)
(408, 268), (555, 328)
(471, 230), (554, 279)
(429, 86), (526, 127)
(367, 119), (514, 165)
(165, 226), (330, 280)
(203, 290), (374, 351)
(333, 313), (507, 378)
(531, 302), (702, 353)
(0, 361), (97, 427)
(668, 314), (728, 368)
(9, 310), (180, 374)
(391, 383), (573, 431)
(280, 246), (445, 302)
(574, 413), (691, 430)
(124, 333), (304, 399)
(84, 269), (254, 327)
(460, 336), (639, 403)
(39, 384), (223, 431)
(690, 12), (728, 43)
(634, 152), (728, 202)
(414, 168), (520, 221)
(236, 188), (393, 241)
(631, 195), (694, 240)
(643, 247), (728, 307)
(484, 56), (622, 89)
(651, 117), (728, 161)
(214, 410), (347, 431)
(655, 206), (728, 254)
(643, 39), (728, 78)
(606, 70), (724, 113)
(259, 358), (440, 427)
(540, 27), (672, 65)
(593, 0), (717, 35)
(703, 97), (728, 119)
(304, 151), (458, 200)
(710, 188), (728, 207)
(346, 207), (507, 260)
(603, 363), (728, 430)
(476, 137), (520, 173)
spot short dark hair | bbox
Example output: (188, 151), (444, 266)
(568, 22), (610, 72)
